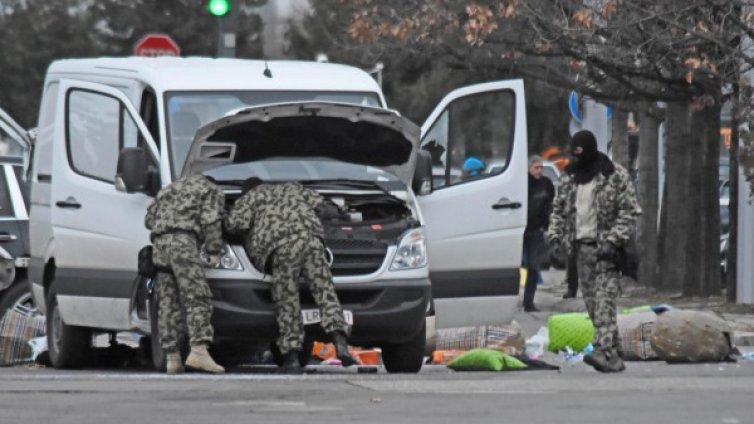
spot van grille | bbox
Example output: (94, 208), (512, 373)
(326, 239), (388, 276)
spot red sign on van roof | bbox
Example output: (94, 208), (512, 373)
(134, 34), (180, 57)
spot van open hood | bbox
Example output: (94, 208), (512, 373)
(181, 102), (420, 186)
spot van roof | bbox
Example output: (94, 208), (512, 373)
(47, 57), (383, 94)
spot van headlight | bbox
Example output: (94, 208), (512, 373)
(201, 244), (243, 271)
(390, 228), (428, 270)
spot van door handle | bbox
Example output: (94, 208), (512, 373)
(492, 198), (522, 210)
(56, 198), (82, 209)
(0, 233), (17, 242)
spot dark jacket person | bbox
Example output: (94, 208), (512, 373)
(522, 155), (555, 312)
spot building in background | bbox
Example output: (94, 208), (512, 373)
(255, 0), (310, 58)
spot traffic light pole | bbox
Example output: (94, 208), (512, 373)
(214, 0), (236, 58)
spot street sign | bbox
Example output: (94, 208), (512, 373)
(134, 34), (180, 57)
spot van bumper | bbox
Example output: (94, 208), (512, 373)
(208, 277), (430, 346)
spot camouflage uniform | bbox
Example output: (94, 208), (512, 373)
(145, 174), (225, 351)
(547, 164), (641, 360)
(226, 182), (349, 354)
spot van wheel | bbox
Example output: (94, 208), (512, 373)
(381, 321), (425, 373)
(270, 337), (313, 367)
(148, 290), (188, 371)
(46, 287), (92, 369)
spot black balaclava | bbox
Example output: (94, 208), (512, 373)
(569, 130), (600, 184)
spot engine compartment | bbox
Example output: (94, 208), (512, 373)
(222, 188), (418, 276)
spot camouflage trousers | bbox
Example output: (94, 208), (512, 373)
(152, 233), (214, 351)
(576, 242), (622, 359)
(270, 234), (349, 355)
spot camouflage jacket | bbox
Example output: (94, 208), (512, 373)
(145, 174), (225, 255)
(546, 159), (641, 252)
(225, 182), (325, 271)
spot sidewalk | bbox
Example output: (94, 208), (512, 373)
(518, 270), (754, 347)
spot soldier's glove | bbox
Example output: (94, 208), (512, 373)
(596, 242), (618, 262)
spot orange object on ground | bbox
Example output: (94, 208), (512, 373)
(432, 350), (466, 365)
(351, 349), (381, 365)
(312, 342), (336, 360)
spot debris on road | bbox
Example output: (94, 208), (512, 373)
(447, 348), (527, 372)
(651, 309), (736, 363)
(0, 308), (45, 366)
(435, 322), (525, 355)
(547, 313), (593, 353)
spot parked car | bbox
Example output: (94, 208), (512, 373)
(20, 58), (529, 371)
(0, 109), (33, 324)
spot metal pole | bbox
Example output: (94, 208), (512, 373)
(215, 0), (237, 58)
(216, 16), (225, 58)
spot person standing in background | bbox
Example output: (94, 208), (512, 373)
(522, 155), (555, 312)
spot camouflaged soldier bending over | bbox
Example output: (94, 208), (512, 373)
(226, 177), (357, 372)
(145, 174), (225, 374)
(547, 130), (641, 373)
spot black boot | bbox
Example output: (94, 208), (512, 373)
(330, 331), (357, 367)
(523, 304), (540, 312)
(562, 289), (577, 299)
(281, 349), (303, 373)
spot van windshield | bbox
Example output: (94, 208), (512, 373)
(164, 91), (382, 176)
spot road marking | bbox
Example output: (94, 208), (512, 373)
(212, 400), (342, 412)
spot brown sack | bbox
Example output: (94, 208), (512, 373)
(650, 310), (734, 363)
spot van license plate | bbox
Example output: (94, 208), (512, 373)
(302, 309), (353, 325)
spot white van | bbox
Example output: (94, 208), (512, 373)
(25, 57), (528, 372)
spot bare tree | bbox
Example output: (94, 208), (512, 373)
(342, 0), (754, 296)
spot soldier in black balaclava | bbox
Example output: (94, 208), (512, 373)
(547, 130), (641, 373)
(569, 130), (603, 184)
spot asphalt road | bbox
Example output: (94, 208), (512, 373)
(3, 273), (753, 424)
(2, 360), (754, 424)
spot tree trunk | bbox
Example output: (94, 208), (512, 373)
(656, 175), (667, 288)
(728, 83), (740, 302)
(683, 101), (722, 297)
(659, 102), (691, 293)
(611, 108), (630, 169)
(636, 103), (660, 288)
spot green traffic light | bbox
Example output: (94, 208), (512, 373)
(208, 0), (230, 17)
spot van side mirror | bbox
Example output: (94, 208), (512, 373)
(412, 150), (433, 195)
(115, 148), (160, 196)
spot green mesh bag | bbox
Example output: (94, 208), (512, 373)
(547, 313), (594, 352)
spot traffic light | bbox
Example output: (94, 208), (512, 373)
(208, 0), (230, 17)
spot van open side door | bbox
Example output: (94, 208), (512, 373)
(417, 80), (528, 329)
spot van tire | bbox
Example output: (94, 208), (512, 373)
(46, 287), (92, 369)
(148, 290), (188, 371)
(381, 321), (425, 373)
